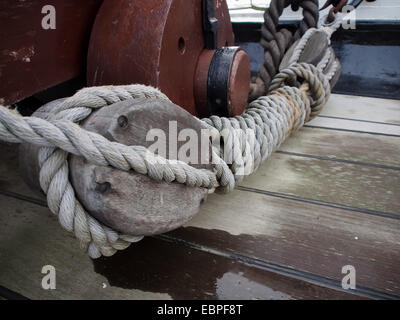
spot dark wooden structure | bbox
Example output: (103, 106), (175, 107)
(1, 93), (399, 299)
(0, 0), (103, 106)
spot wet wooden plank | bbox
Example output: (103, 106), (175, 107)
(0, 195), (361, 300)
(0, 195), (168, 300)
(240, 152), (400, 215)
(169, 188), (400, 296)
(0, 143), (43, 200)
(0, 88), (399, 299)
(320, 94), (400, 125)
(4, 131), (400, 217)
(279, 127), (400, 168)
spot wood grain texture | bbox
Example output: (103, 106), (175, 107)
(1, 91), (399, 299)
(69, 98), (211, 236)
(279, 127), (400, 168)
(171, 189), (400, 296)
(0, 195), (168, 300)
(0, 195), (361, 300)
(307, 117), (400, 136)
(240, 152), (400, 215)
(320, 94), (400, 125)
(308, 94), (400, 135)
(0, 0), (103, 105)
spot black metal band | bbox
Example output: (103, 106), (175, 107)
(207, 47), (238, 117)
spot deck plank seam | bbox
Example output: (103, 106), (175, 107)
(331, 90), (400, 101)
(0, 285), (29, 300)
(156, 234), (399, 300)
(0, 191), (398, 299)
(2, 178), (400, 222)
(2, 185), (399, 222)
(304, 125), (400, 138)
(275, 150), (400, 172)
(0, 190), (47, 208)
(317, 115), (400, 127)
(236, 186), (400, 220)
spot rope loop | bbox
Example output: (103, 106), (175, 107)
(269, 62), (331, 118)
(250, 0), (320, 100)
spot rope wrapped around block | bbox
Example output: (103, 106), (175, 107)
(0, 61), (331, 258)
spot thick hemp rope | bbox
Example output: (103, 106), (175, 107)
(0, 62), (331, 258)
(249, 0), (320, 100)
(0, 85), (218, 258)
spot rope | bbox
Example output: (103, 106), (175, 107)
(283, 27), (341, 87)
(0, 85), (218, 258)
(249, 0), (320, 100)
(0, 62), (330, 258)
(205, 62), (330, 187)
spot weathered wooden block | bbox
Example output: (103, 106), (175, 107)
(19, 98), (212, 236)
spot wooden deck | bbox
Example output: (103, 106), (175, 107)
(0, 94), (399, 299)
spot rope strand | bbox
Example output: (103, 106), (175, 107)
(0, 62), (330, 258)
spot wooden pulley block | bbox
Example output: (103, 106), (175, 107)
(279, 30), (329, 71)
(19, 98), (213, 236)
(87, 0), (251, 118)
